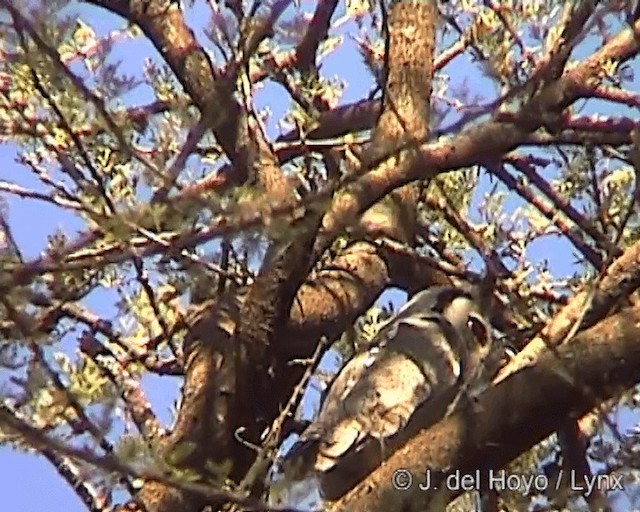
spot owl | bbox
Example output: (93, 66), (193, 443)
(281, 283), (494, 496)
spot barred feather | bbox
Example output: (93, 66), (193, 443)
(280, 284), (493, 487)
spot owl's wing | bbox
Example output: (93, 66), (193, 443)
(281, 350), (375, 480)
(282, 314), (466, 480)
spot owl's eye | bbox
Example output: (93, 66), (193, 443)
(467, 314), (491, 346)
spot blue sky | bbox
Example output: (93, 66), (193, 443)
(1, 1), (639, 511)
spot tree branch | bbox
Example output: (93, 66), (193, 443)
(313, 12), (640, 257)
(328, 300), (640, 511)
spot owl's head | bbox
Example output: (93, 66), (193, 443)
(397, 282), (493, 355)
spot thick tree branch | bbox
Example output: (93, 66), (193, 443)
(317, 221), (640, 503)
(230, 214), (324, 482)
(5, 3), (640, 512)
(354, 0), (436, 252)
(151, 5), (440, 509)
(496, 237), (640, 382)
(328, 300), (640, 511)
(10, 10), (637, 291)
(137, 296), (241, 512)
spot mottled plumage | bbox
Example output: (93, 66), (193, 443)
(281, 284), (493, 485)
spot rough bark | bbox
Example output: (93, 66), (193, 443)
(137, 297), (241, 512)
(357, 0), (436, 249)
(327, 301), (640, 511)
(231, 212), (323, 480)
(304, 0), (439, 497)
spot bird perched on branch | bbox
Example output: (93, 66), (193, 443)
(280, 282), (494, 488)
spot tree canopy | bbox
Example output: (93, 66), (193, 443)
(1, 1), (640, 511)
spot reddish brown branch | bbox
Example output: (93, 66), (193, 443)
(504, 154), (619, 257)
(79, 331), (165, 440)
(3, 17), (497, 287)
(576, 84), (640, 108)
(557, 419), (608, 509)
(487, 163), (603, 268)
(295, 0), (339, 72)
(314, 6), (637, 258)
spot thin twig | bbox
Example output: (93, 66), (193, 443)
(233, 336), (330, 504)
